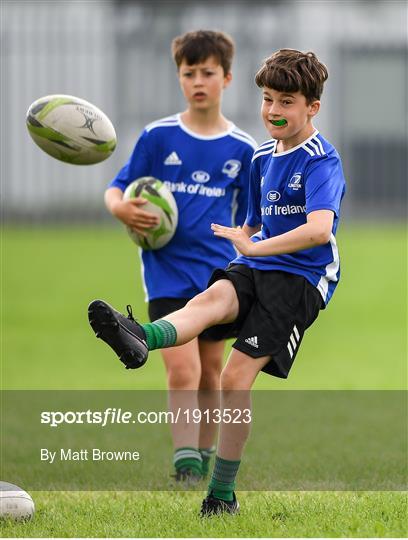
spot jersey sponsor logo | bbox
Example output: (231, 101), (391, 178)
(164, 180), (225, 198)
(222, 159), (242, 179)
(288, 173), (302, 190)
(244, 336), (259, 348)
(266, 190), (281, 202)
(164, 151), (182, 165)
(261, 204), (306, 216)
(192, 170), (210, 183)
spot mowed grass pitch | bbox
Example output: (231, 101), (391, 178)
(3, 224), (406, 390)
(1, 492), (406, 538)
(1, 224), (407, 537)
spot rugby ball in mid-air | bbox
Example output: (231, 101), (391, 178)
(0, 482), (35, 521)
(124, 177), (178, 250)
(26, 94), (116, 165)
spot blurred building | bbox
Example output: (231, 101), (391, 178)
(1, 0), (407, 222)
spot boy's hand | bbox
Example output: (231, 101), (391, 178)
(211, 224), (255, 256)
(111, 198), (160, 235)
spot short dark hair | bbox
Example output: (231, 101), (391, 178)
(255, 49), (329, 104)
(172, 30), (235, 75)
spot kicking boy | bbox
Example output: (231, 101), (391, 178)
(100, 31), (256, 482)
(89, 48), (346, 514)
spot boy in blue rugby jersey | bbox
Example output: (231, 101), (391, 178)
(100, 30), (256, 483)
(89, 49), (345, 514)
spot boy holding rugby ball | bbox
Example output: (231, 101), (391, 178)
(100, 30), (256, 483)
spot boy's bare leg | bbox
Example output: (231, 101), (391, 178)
(162, 341), (201, 436)
(163, 280), (239, 344)
(202, 349), (270, 508)
(161, 341), (202, 477)
(217, 349), (270, 460)
(197, 339), (224, 475)
(158, 281), (235, 479)
(88, 279), (238, 369)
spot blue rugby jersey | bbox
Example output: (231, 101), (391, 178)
(234, 130), (346, 306)
(110, 114), (257, 301)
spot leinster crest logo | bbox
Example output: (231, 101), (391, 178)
(288, 173), (302, 190)
(222, 159), (242, 179)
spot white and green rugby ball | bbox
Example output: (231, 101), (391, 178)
(26, 94), (116, 165)
(0, 482), (35, 521)
(124, 177), (178, 250)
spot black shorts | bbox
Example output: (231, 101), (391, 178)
(148, 297), (221, 342)
(205, 264), (323, 379)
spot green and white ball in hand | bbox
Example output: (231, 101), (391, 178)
(124, 177), (178, 250)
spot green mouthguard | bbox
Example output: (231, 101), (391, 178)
(272, 119), (287, 126)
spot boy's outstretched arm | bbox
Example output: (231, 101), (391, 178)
(211, 209), (334, 256)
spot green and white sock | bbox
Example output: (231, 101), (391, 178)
(199, 446), (216, 478)
(142, 319), (177, 350)
(174, 447), (202, 476)
(208, 456), (241, 502)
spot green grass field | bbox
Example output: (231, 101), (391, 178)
(1, 224), (407, 537)
(1, 491), (406, 538)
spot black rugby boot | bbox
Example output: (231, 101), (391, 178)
(88, 300), (148, 369)
(200, 491), (239, 517)
(172, 468), (202, 485)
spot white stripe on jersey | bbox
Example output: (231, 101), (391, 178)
(231, 128), (258, 149)
(317, 233), (340, 302)
(252, 143), (276, 162)
(312, 136), (325, 155)
(146, 114), (178, 126)
(146, 121), (179, 133)
(138, 248), (150, 302)
(259, 138), (275, 146)
(302, 137), (326, 158)
(308, 139), (321, 156)
(231, 187), (240, 226)
(302, 144), (315, 157)
(146, 115), (179, 132)
(257, 139), (276, 151)
(250, 138), (275, 160)
(230, 130), (258, 150)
